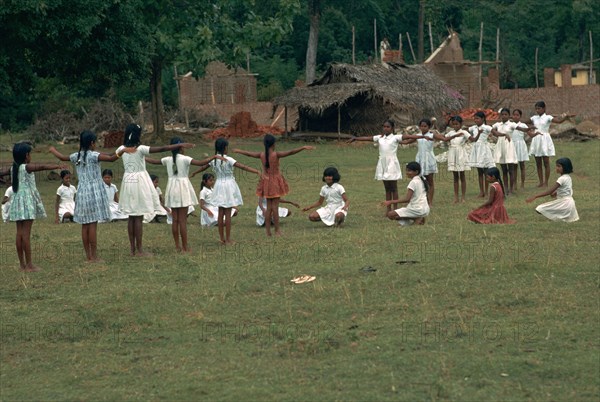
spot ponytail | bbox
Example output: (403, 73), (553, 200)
(11, 142), (32, 193)
(263, 134), (276, 169)
(170, 137), (182, 175)
(77, 130), (97, 166)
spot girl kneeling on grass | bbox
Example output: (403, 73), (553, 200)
(526, 157), (579, 222)
(382, 161), (429, 226)
(302, 167), (349, 227)
(467, 167), (515, 224)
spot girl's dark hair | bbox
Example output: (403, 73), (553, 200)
(12, 142), (32, 193)
(474, 111), (487, 124)
(170, 137), (182, 175)
(124, 123), (142, 147)
(500, 108), (510, 115)
(406, 161), (429, 192)
(534, 101), (546, 109)
(76, 130), (97, 166)
(418, 118), (432, 128)
(102, 169), (113, 177)
(513, 109), (522, 116)
(449, 115), (463, 124)
(556, 157), (573, 174)
(322, 167), (341, 183)
(263, 134), (276, 169)
(383, 119), (395, 135)
(201, 173), (215, 190)
(215, 138), (228, 165)
(486, 167), (506, 198)
(60, 170), (71, 178)
(150, 174), (158, 182)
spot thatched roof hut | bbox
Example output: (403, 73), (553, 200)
(273, 63), (464, 135)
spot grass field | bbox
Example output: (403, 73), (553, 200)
(1, 137), (599, 400)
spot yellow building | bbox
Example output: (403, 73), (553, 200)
(555, 63), (597, 86)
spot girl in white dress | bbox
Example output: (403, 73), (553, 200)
(55, 170), (76, 223)
(526, 157), (579, 222)
(146, 137), (222, 252)
(402, 118), (446, 205)
(101, 169), (128, 221)
(256, 196), (299, 226)
(382, 161), (429, 226)
(468, 111), (495, 197)
(116, 124), (194, 256)
(199, 173), (237, 227)
(444, 116), (471, 203)
(519, 101), (575, 187)
(510, 109), (530, 190)
(303, 167), (349, 227)
(491, 108), (518, 195)
(2, 185), (14, 223)
(210, 138), (259, 244)
(348, 120), (408, 213)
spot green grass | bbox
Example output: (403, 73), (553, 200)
(1, 138), (599, 400)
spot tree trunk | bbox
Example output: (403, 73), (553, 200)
(150, 58), (165, 138)
(418, 0), (424, 63)
(305, 0), (320, 84)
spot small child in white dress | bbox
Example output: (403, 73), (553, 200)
(101, 169), (128, 222)
(303, 167), (349, 227)
(199, 173), (237, 227)
(256, 196), (299, 226)
(210, 138), (259, 244)
(510, 109), (530, 190)
(526, 157), (579, 222)
(142, 174), (170, 223)
(382, 161), (430, 226)
(2, 185), (14, 223)
(55, 170), (76, 223)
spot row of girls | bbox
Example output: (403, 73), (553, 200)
(347, 100), (579, 225)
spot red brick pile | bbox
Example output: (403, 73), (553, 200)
(103, 131), (124, 148)
(208, 111), (284, 139)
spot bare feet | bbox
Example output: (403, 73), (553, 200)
(136, 251), (153, 257)
(477, 193), (485, 198)
(225, 240), (236, 246)
(21, 264), (40, 272)
(537, 183), (544, 188)
(275, 231), (283, 237)
(453, 198), (459, 204)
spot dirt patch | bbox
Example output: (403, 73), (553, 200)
(206, 111), (284, 139)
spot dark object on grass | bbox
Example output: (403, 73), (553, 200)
(396, 260), (419, 264)
(360, 266), (377, 272)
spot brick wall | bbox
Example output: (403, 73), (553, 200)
(191, 102), (298, 129)
(469, 84), (600, 120)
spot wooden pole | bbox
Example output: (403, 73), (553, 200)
(478, 22), (483, 91)
(174, 65), (181, 110)
(337, 106), (341, 139)
(284, 106), (288, 137)
(246, 51), (250, 73)
(590, 30), (594, 84)
(399, 33), (403, 63)
(535, 47), (539, 88)
(428, 22), (434, 55)
(352, 26), (356, 65)
(374, 19), (378, 63)
(496, 28), (500, 62)
(406, 32), (417, 63)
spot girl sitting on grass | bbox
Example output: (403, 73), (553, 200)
(467, 167), (515, 224)
(302, 167), (349, 227)
(381, 161), (429, 226)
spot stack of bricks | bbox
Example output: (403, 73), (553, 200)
(103, 131), (124, 148)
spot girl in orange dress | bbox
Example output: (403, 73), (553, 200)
(467, 167), (515, 224)
(233, 134), (315, 236)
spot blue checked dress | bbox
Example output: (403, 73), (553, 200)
(8, 164), (46, 221)
(70, 151), (111, 224)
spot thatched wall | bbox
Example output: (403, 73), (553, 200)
(274, 63), (464, 135)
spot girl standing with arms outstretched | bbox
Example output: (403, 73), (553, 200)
(347, 120), (407, 213)
(467, 167), (515, 224)
(2, 143), (63, 271)
(233, 134), (314, 236)
(526, 157), (579, 222)
(211, 138), (260, 244)
(510, 109), (530, 189)
(444, 116), (471, 203)
(467, 111), (495, 197)
(50, 131), (122, 262)
(402, 118), (445, 205)
(146, 137), (223, 252)
(521, 101), (575, 187)
(382, 161), (429, 225)
(491, 108), (518, 195)
(117, 124), (194, 256)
